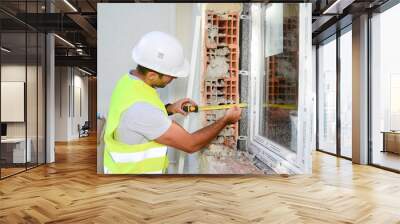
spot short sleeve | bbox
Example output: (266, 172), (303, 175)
(121, 102), (172, 140)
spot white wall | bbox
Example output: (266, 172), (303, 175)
(98, 3), (178, 117)
(55, 67), (68, 141)
(55, 67), (89, 141)
(97, 3), (203, 114)
(71, 73), (89, 138)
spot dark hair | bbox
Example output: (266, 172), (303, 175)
(136, 64), (164, 78)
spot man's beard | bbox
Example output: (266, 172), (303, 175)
(154, 83), (167, 88)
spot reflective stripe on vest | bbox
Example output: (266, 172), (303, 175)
(103, 74), (169, 174)
(109, 146), (167, 163)
(104, 166), (164, 174)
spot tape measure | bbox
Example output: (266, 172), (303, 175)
(182, 103), (296, 113)
(182, 103), (248, 113)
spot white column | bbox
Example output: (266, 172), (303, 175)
(352, 14), (369, 164)
(45, 1), (56, 163)
(46, 33), (55, 163)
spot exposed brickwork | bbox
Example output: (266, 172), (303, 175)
(202, 10), (240, 149)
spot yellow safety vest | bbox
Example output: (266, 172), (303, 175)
(103, 74), (169, 174)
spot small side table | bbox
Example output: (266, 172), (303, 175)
(381, 131), (400, 154)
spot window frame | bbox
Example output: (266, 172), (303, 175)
(248, 3), (313, 174)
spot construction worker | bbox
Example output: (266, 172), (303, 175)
(103, 31), (241, 174)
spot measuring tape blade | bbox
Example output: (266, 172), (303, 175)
(198, 103), (248, 111)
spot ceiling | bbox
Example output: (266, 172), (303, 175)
(0, 0), (397, 74)
(0, 0), (99, 74)
(311, 0), (391, 44)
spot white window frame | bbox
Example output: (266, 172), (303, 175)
(248, 3), (313, 174)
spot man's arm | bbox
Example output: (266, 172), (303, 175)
(155, 106), (241, 153)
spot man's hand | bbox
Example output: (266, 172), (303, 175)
(167, 98), (197, 116)
(223, 106), (242, 124)
(157, 105), (241, 153)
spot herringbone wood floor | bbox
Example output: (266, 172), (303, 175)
(1, 135), (400, 224)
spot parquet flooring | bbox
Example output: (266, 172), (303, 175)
(1, 167), (26, 177)
(1, 135), (400, 223)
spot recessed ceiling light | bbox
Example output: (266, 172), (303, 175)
(78, 67), (92, 76)
(63, 0), (78, 12)
(54, 34), (75, 48)
(323, 0), (354, 15)
(1, 47), (11, 53)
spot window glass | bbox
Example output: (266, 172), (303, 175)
(317, 37), (337, 154)
(0, 1), (46, 179)
(1, 30), (28, 177)
(27, 30), (38, 169)
(371, 3), (400, 171)
(340, 29), (352, 158)
(260, 4), (299, 152)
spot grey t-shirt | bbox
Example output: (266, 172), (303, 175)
(114, 74), (172, 145)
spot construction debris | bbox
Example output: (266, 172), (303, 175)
(206, 56), (229, 78)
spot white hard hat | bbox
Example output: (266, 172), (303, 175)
(132, 31), (189, 78)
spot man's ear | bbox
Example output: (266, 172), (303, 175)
(147, 71), (159, 80)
